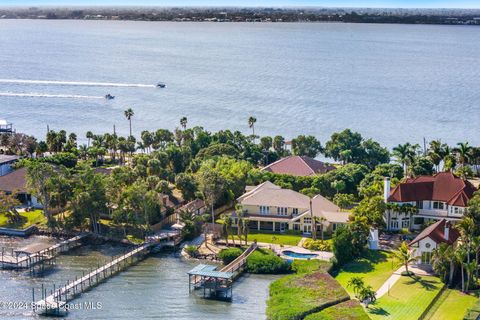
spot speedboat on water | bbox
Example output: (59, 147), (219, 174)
(156, 83), (166, 88)
(105, 94), (115, 100)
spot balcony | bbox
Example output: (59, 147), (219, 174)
(417, 209), (448, 218)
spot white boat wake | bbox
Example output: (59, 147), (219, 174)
(0, 79), (156, 88)
(0, 92), (105, 99)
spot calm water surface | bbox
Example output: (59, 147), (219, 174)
(0, 21), (479, 146)
(0, 236), (275, 319)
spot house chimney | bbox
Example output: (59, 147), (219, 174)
(383, 177), (391, 203)
(444, 221), (450, 241)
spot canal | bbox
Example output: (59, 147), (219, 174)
(0, 236), (277, 319)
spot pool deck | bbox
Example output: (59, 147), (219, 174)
(258, 243), (333, 261)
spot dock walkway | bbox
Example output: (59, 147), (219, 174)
(34, 230), (181, 316)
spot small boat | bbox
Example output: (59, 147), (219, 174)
(156, 83), (166, 88)
(105, 94), (115, 100)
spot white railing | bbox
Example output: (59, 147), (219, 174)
(417, 209), (449, 217)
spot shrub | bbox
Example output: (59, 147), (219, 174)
(291, 259), (331, 274)
(185, 245), (198, 258)
(246, 249), (290, 274)
(218, 247), (243, 264)
(303, 239), (332, 252)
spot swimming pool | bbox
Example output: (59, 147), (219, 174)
(282, 250), (318, 260)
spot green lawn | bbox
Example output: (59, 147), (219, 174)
(0, 210), (47, 229)
(424, 289), (478, 320)
(267, 260), (349, 320)
(232, 230), (303, 246)
(304, 300), (370, 320)
(367, 275), (444, 320)
(333, 250), (395, 296)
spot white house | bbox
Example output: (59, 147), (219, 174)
(384, 172), (477, 231)
(409, 219), (459, 265)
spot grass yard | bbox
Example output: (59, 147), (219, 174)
(267, 260), (349, 320)
(424, 289), (478, 320)
(367, 275), (444, 320)
(0, 210), (47, 229)
(333, 250), (395, 296)
(304, 300), (370, 320)
(232, 230), (303, 246)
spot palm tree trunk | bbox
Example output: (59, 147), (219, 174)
(129, 119), (132, 137)
(461, 264), (465, 292)
(449, 262), (455, 286)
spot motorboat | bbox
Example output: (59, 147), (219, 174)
(156, 83), (166, 88)
(105, 94), (115, 100)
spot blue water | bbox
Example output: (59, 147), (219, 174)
(0, 20), (479, 147)
(282, 250), (318, 259)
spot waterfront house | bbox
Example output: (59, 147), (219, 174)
(0, 154), (20, 176)
(409, 219), (459, 265)
(261, 155), (335, 177)
(234, 181), (349, 234)
(0, 167), (40, 207)
(384, 172), (477, 231)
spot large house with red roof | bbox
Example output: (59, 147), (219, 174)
(261, 156), (335, 177)
(384, 172), (477, 231)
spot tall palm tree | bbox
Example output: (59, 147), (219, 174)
(180, 117), (188, 130)
(86, 131), (93, 148)
(393, 241), (416, 275)
(392, 143), (419, 176)
(455, 142), (473, 167)
(455, 247), (467, 291)
(248, 116), (257, 142)
(124, 108), (135, 137)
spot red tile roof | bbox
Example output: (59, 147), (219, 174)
(261, 156), (335, 177)
(0, 167), (27, 193)
(409, 219), (459, 246)
(388, 172), (477, 207)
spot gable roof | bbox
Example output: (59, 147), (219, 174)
(409, 219), (460, 246)
(261, 156), (335, 177)
(388, 172), (477, 207)
(0, 167), (27, 193)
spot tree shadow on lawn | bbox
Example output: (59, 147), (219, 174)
(367, 305), (391, 316)
(332, 250), (390, 275)
(404, 275), (440, 291)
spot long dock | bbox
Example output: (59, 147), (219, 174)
(0, 234), (87, 270)
(33, 230), (181, 316)
(188, 242), (257, 300)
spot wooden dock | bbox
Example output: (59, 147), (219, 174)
(33, 230), (181, 316)
(188, 242), (257, 300)
(0, 234), (87, 271)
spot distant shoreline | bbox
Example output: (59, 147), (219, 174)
(1, 7), (479, 26)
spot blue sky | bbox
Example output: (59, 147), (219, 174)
(1, 0), (479, 8)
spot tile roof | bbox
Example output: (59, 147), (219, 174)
(0, 155), (20, 165)
(388, 172), (477, 207)
(0, 167), (27, 193)
(261, 156), (336, 176)
(409, 219), (460, 246)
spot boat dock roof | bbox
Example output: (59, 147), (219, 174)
(15, 243), (54, 255)
(187, 264), (234, 279)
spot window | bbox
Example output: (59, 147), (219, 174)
(304, 217), (312, 224)
(402, 218), (410, 228)
(433, 201), (445, 210)
(277, 207), (288, 216)
(292, 208), (298, 215)
(260, 206), (270, 214)
(391, 220), (399, 229)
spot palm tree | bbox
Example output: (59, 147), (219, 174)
(347, 276), (365, 297)
(465, 261), (476, 292)
(124, 108), (135, 137)
(86, 131), (93, 148)
(243, 218), (250, 245)
(220, 214), (230, 246)
(248, 116), (257, 142)
(180, 117), (188, 130)
(432, 243), (450, 283)
(392, 241), (417, 275)
(455, 142), (473, 167)
(455, 247), (467, 291)
(392, 143), (419, 176)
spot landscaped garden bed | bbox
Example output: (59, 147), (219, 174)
(303, 300), (370, 320)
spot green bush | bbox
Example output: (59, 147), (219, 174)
(291, 259), (331, 274)
(246, 249), (290, 274)
(303, 238), (332, 251)
(185, 245), (198, 258)
(218, 247), (243, 264)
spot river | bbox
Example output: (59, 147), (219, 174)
(0, 236), (276, 319)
